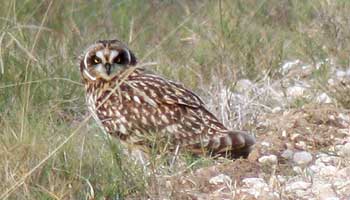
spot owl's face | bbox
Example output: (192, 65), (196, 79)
(80, 40), (137, 81)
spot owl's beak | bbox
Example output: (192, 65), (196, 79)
(105, 63), (112, 75)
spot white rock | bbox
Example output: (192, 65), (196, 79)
(312, 183), (338, 200)
(325, 198), (340, 200)
(302, 64), (312, 70)
(338, 143), (350, 157)
(293, 166), (303, 174)
(338, 113), (350, 127)
(336, 69), (346, 77)
(277, 175), (286, 183)
(319, 166), (338, 176)
(281, 60), (301, 74)
(241, 178), (269, 198)
(272, 106), (282, 113)
(338, 113), (350, 122)
(235, 79), (253, 93)
(258, 155), (278, 164)
(336, 166), (350, 178)
(281, 149), (294, 160)
(328, 78), (335, 86)
(261, 141), (270, 147)
(333, 180), (350, 196)
(287, 85), (306, 98)
(209, 174), (232, 185)
(285, 181), (311, 192)
(293, 151), (313, 165)
(295, 141), (308, 149)
(291, 133), (301, 140)
(281, 130), (287, 137)
(309, 162), (326, 173)
(242, 178), (268, 188)
(316, 93), (332, 104)
(315, 153), (338, 164)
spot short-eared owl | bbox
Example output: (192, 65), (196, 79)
(79, 39), (255, 158)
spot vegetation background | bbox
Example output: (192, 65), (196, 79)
(1, 0), (350, 199)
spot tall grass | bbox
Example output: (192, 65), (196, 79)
(1, 0), (350, 199)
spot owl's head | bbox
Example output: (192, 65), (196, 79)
(79, 39), (137, 81)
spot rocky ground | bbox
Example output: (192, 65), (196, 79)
(141, 60), (350, 200)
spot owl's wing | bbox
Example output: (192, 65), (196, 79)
(129, 74), (204, 108)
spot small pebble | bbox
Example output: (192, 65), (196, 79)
(281, 149), (294, 160)
(295, 141), (308, 149)
(281, 60), (301, 74)
(209, 174), (231, 185)
(336, 167), (350, 178)
(235, 79), (253, 93)
(272, 107), (282, 113)
(287, 85), (306, 98)
(316, 93), (332, 104)
(241, 178), (269, 198)
(242, 178), (268, 188)
(290, 133), (301, 141)
(293, 151), (313, 165)
(261, 141), (271, 147)
(338, 143), (350, 157)
(319, 166), (337, 176)
(312, 183), (338, 200)
(285, 181), (311, 192)
(336, 69), (346, 77)
(258, 155), (278, 164)
(293, 166), (303, 174)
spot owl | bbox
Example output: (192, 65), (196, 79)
(79, 39), (255, 159)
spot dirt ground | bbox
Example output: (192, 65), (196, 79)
(148, 105), (350, 200)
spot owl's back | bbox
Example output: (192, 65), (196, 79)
(85, 69), (255, 158)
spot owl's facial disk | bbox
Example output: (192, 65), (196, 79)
(88, 49), (132, 80)
(81, 40), (137, 81)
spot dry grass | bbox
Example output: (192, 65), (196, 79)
(1, 0), (350, 199)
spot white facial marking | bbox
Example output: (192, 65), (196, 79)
(84, 70), (96, 81)
(94, 64), (105, 74)
(110, 50), (119, 63)
(83, 51), (96, 81)
(83, 51), (89, 70)
(96, 51), (105, 63)
(125, 50), (131, 63)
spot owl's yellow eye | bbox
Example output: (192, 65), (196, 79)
(113, 56), (122, 64)
(91, 56), (102, 65)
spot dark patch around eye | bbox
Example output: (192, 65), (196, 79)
(90, 55), (102, 65)
(113, 51), (129, 65)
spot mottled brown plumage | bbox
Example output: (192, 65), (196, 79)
(79, 39), (255, 158)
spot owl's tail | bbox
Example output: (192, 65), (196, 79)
(208, 130), (256, 159)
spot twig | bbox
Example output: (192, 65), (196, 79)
(0, 78), (83, 90)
